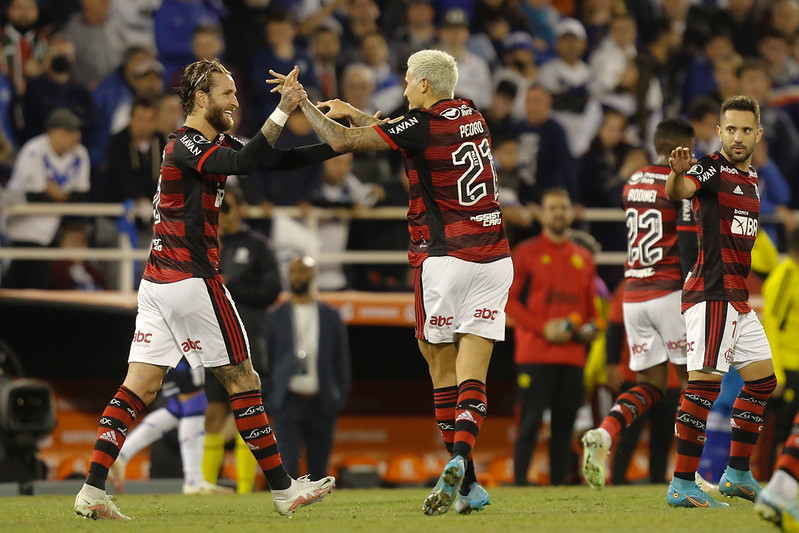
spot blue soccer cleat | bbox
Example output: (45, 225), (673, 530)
(423, 455), (465, 516)
(719, 466), (762, 502)
(755, 484), (799, 532)
(667, 477), (729, 508)
(454, 482), (491, 514)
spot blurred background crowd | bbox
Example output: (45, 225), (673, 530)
(2, 0), (799, 293)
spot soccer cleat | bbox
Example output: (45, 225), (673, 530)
(423, 455), (465, 516)
(667, 477), (729, 508)
(755, 485), (799, 532)
(581, 429), (609, 490)
(695, 472), (718, 493)
(109, 460), (126, 494)
(74, 490), (131, 520)
(272, 475), (335, 517)
(454, 482), (491, 514)
(719, 466), (762, 502)
(182, 480), (234, 494)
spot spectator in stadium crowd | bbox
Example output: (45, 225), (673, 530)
(310, 26), (342, 101)
(518, 0), (561, 63)
(707, 52), (743, 105)
(751, 139), (794, 244)
(203, 184), (282, 494)
(359, 32), (404, 114)
(73, 60), (338, 521)
(157, 93), (184, 138)
(687, 97), (721, 159)
(3, 108), (90, 289)
(0, 0), (48, 98)
(111, 359), (231, 495)
(514, 84), (578, 205)
(89, 46), (163, 168)
(538, 17), (602, 158)
(494, 31), (538, 120)
(338, 0), (381, 66)
(492, 136), (536, 246)
(758, 31), (799, 90)
(761, 226), (799, 477)
(283, 48), (511, 515)
(737, 59), (799, 189)
(395, 0), (437, 68)
(251, 9), (319, 135)
(47, 220), (107, 291)
(680, 32), (735, 114)
(153, 0), (226, 85)
(20, 34), (93, 145)
(312, 152), (384, 291)
(589, 13), (638, 110)
(265, 254), (351, 480)
(506, 188), (598, 486)
(580, 0), (625, 51)
(108, 0), (159, 50)
(100, 97), (167, 239)
(716, 0), (766, 59)
(484, 80), (517, 138)
(62, 0), (126, 89)
(770, 0), (799, 40)
(437, 8), (492, 110)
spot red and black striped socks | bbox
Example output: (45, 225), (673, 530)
(451, 380), (487, 460)
(86, 386), (145, 490)
(776, 410), (799, 481)
(434, 385), (478, 493)
(729, 374), (777, 471)
(230, 390), (291, 490)
(600, 382), (663, 441)
(673, 379), (721, 480)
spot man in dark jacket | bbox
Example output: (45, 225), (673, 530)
(265, 254), (351, 480)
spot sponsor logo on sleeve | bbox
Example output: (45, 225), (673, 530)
(388, 116), (419, 134)
(193, 134), (212, 144)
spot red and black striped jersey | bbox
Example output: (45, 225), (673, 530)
(143, 127), (240, 283)
(622, 164), (687, 302)
(682, 151), (759, 313)
(373, 99), (510, 267)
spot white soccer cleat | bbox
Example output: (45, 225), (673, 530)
(182, 480), (234, 494)
(272, 475), (335, 517)
(74, 490), (131, 520)
(581, 429), (610, 490)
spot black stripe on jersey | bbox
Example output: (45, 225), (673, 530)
(703, 301), (727, 369)
(184, 174), (207, 277)
(412, 152), (447, 257)
(414, 266), (426, 340)
(698, 193), (724, 297)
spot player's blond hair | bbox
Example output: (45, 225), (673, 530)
(406, 50), (458, 99)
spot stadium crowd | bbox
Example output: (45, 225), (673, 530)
(2, 0), (799, 291)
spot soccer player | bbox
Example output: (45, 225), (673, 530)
(272, 49), (512, 515)
(581, 118), (697, 489)
(664, 95), (777, 508)
(73, 59), (339, 520)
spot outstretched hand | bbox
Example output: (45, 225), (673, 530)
(669, 146), (696, 175)
(316, 99), (355, 120)
(271, 66), (307, 114)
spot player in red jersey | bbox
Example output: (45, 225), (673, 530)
(270, 49), (511, 515)
(581, 118), (697, 490)
(665, 96), (777, 508)
(74, 59), (339, 521)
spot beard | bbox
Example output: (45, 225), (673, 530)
(205, 101), (233, 132)
(290, 280), (311, 295)
(724, 142), (755, 163)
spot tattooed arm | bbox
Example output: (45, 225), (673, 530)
(299, 99), (391, 152)
(261, 66), (306, 146)
(316, 98), (384, 127)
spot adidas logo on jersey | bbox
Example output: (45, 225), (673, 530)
(733, 185), (744, 195)
(99, 430), (118, 445)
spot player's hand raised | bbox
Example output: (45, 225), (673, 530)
(276, 66), (306, 113)
(317, 99), (356, 120)
(669, 146), (696, 175)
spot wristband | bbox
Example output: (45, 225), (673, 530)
(269, 108), (289, 127)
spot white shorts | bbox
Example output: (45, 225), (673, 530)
(622, 291), (687, 372)
(415, 256), (513, 343)
(684, 301), (772, 374)
(129, 278), (251, 369)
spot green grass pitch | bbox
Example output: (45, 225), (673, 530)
(0, 485), (781, 532)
